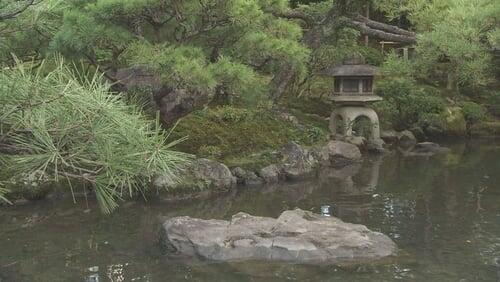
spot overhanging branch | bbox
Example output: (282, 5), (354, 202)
(272, 10), (315, 27)
(0, 0), (36, 21)
(355, 15), (415, 37)
(350, 20), (416, 44)
(274, 8), (416, 44)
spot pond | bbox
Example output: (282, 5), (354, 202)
(1, 140), (499, 281)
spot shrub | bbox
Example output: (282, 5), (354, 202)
(306, 126), (324, 142)
(461, 102), (487, 135)
(0, 60), (190, 213)
(375, 78), (445, 130)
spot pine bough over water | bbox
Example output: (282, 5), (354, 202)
(0, 59), (190, 213)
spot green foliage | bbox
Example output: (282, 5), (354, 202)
(488, 28), (500, 48)
(359, 47), (385, 66)
(376, 0), (499, 89)
(47, 0), (309, 103)
(306, 126), (324, 142)
(0, 60), (190, 213)
(0, 185), (11, 204)
(381, 53), (414, 78)
(412, 0), (498, 87)
(0, 0), (64, 64)
(290, 0), (327, 8)
(375, 53), (449, 130)
(124, 42), (218, 92)
(375, 78), (445, 130)
(461, 101), (487, 133)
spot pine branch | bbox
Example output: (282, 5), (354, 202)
(273, 8), (416, 44)
(350, 20), (416, 44)
(0, 0), (36, 21)
(272, 10), (315, 27)
(355, 15), (415, 37)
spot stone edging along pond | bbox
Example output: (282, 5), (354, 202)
(154, 133), (451, 200)
(3, 131), (450, 206)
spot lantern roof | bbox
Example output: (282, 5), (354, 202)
(321, 64), (379, 77)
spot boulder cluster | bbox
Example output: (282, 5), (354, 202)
(155, 140), (362, 192)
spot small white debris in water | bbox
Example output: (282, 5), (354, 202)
(372, 194), (380, 198)
(88, 266), (99, 272)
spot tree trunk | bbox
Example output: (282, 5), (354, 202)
(270, 64), (295, 103)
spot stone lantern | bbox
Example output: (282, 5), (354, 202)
(322, 59), (383, 143)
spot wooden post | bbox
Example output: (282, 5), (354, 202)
(403, 48), (409, 60)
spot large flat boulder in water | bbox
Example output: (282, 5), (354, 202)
(161, 209), (396, 263)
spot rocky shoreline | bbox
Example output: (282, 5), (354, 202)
(3, 128), (451, 206)
(154, 130), (450, 196)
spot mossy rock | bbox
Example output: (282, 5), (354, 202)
(440, 107), (466, 136)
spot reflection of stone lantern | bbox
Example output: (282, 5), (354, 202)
(321, 58), (383, 143)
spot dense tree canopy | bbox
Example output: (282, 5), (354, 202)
(51, 0), (310, 104)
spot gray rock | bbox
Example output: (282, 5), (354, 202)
(397, 130), (417, 145)
(324, 141), (362, 167)
(380, 130), (398, 143)
(258, 165), (282, 183)
(310, 145), (331, 167)
(161, 209), (397, 263)
(190, 159), (236, 190)
(155, 158), (236, 191)
(344, 136), (366, 148)
(366, 139), (386, 154)
(231, 167), (264, 186)
(279, 112), (300, 125)
(280, 142), (317, 180)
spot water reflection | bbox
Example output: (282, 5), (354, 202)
(0, 140), (499, 281)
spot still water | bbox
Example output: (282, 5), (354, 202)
(1, 140), (499, 281)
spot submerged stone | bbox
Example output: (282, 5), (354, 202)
(231, 167), (263, 186)
(410, 142), (451, 156)
(160, 209), (396, 263)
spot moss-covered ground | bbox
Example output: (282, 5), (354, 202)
(169, 99), (330, 170)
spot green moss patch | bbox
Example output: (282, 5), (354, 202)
(169, 106), (328, 170)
